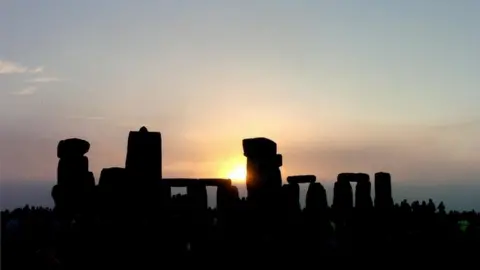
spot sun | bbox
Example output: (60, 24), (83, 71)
(227, 165), (247, 182)
(219, 156), (247, 183)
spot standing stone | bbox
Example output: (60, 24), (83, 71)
(281, 182), (301, 247)
(125, 126), (162, 184)
(374, 172), (393, 209)
(305, 182), (328, 213)
(355, 173), (373, 210)
(98, 167), (128, 215)
(125, 126), (162, 212)
(333, 173), (353, 213)
(53, 138), (94, 218)
(304, 182), (332, 250)
(57, 157), (89, 186)
(99, 167), (126, 189)
(242, 138), (283, 247)
(243, 138), (282, 205)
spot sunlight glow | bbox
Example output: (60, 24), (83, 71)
(227, 165), (247, 183)
(219, 156), (247, 183)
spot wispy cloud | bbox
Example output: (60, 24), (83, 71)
(11, 86), (38, 96)
(29, 66), (44, 74)
(27, 77), (64, 83)
(0, 60), (43, 75)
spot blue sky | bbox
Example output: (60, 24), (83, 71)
(1, 1), (479, 210)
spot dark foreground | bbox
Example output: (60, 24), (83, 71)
(2, 197), (480, 269)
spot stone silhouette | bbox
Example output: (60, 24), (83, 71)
(163, 178), (235, 212)
(52, 138), (95, 218)
(284, 174), (317, 213)
(242, 137), (282, 206)
(333, 173), (354, 215)
(354, 173), (373, 210)
(333, 172), (374, 214)
(305, 182), (328, 213)
(286, 174), (316, 184)
(125, 126), (162, 212)
(50, 129), (396, 227)
(97, 167), (128, 216)
(125, 126), (162, 183)
(46, 127), (407, 267)
(57, 138), (90, 159)
(374, 172), (393, 210)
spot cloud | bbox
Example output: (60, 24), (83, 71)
(29, 66), (44, 74)
(11, 86), (38, 96)
(27, 77), (64, 83)
(0, 60), (43, 74)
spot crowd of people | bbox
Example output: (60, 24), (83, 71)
(2, 194), (480, 269)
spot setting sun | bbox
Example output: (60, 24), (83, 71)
(227, 165), (247, 183)
(219, 156), (247, 183)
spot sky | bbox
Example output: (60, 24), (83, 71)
(1, 1), (479, 210)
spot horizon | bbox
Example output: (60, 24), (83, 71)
(3, 171), (480, 211)
(1, 1), (479, 210)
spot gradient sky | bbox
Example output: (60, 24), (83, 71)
(1, 1), (479, 210)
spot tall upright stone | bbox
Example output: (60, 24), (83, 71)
(99, 167), (126, 190)
(53, 138), (94, 217)
(98, 167), (128, 215)
(374, 172), (393, 209)
(305, 182), (328, 213)
(125, 126), (162, 184)
(125, 126), (162, 211)
(304, 182), (332, 254)
(242, 137), (282, 206)
(355, 173), (373, 210)
(333, 173), (353, 214)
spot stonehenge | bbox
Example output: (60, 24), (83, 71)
(51, 126), (395, 223)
